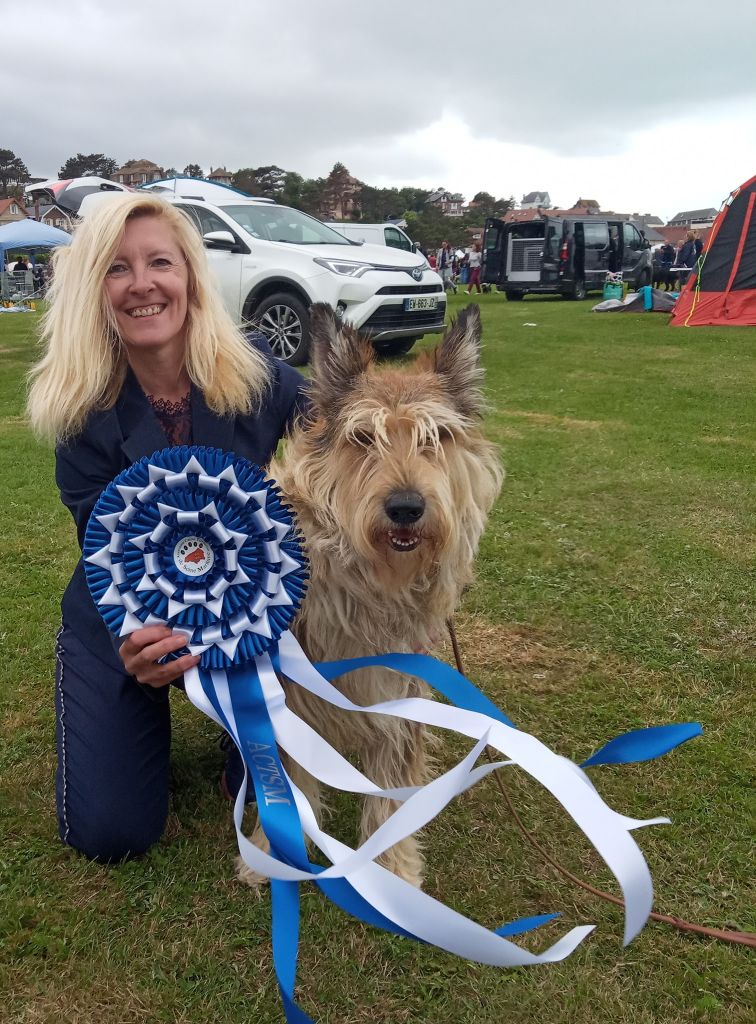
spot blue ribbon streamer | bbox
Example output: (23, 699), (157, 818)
(314, 653), (701, 769)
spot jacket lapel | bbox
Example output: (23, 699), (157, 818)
(118, 370), (169, 464)
(190, 385), (235, 451)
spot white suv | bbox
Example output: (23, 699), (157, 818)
(163, 196), (446, 364)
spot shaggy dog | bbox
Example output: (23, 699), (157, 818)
(238, 303), (504, 888)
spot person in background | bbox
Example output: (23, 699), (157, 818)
(693, 230), (704, 262)
(436, 240), (457, 293)
(659, 241), (677, 291)
(676, 230), (698, 286)
(26, 192), (309, 863)
(466, 242), (483, 294)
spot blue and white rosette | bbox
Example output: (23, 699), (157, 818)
(84, 446), (701, 1024)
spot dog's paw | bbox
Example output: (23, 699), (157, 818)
(234, 854), (269, 892)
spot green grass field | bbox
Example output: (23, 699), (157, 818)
(1, 295), (753, 1023)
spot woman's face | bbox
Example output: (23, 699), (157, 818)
(104, 216), (190, 362)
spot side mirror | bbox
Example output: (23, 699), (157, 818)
(203, 230), (238, 250)
(411, 242), (419, 253)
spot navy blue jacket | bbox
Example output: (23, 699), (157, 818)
(56, 334), (308, 665)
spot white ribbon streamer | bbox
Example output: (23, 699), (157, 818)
(275, 632), (667, 945)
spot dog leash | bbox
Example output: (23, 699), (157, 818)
(445, 618), (756, 949)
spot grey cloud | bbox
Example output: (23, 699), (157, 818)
(2, 0), (754, 177)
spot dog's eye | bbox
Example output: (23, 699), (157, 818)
(437, 426), (455, 443)
(351, 428), (374, 446)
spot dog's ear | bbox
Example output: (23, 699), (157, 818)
(432, 304), (485, 420)
(309, 303), (374, 415)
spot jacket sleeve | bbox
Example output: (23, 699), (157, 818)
(56, 414), (121, 551)
(245, 329), (312, 432)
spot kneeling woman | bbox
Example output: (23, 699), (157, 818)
(27, 193), (308, 861)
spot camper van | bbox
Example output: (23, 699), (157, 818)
(324, 222), (417, 252)
(482, 215), (652, 300)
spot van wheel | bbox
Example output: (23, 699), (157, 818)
(373, 338), (415, 357)
(505, 290), (524, 301)
(569, 278), (586, 300)
(252, 293), (310, 366)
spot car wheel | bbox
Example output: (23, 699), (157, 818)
(252, 292), (310, 366)
(505, 290), (524, 301)
(569, 278), (586, 300)
(373, 338), (415, 358)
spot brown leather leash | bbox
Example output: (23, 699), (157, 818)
(445, 618), (756, 948)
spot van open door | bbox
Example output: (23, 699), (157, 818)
(482, 218), (505, 285)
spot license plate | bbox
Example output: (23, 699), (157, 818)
(404, 296), (438, 312)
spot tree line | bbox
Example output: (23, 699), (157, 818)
(0, 148), (513, 248)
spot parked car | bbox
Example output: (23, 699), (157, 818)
(324, 221), (417, 253)
(482, 215), (652, 300)
(80, 191), (446, 364)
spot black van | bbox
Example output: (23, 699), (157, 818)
(482, 215), (652, 300)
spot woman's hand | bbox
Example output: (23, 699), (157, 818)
(120, 626), (200, 687)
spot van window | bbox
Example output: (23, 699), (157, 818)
(384, 226), (412, 252)
(545, 225), (560, 259)
(623, 223), (642, 250)
(583, 223), (609, 249)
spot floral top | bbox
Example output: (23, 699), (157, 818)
(146, 393), (192, 447)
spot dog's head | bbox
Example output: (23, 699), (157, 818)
(291, 304), (504, 591)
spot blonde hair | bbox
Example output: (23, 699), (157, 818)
(27, 192), (270, 440)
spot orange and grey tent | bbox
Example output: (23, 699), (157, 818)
(671, 174), (756, 327)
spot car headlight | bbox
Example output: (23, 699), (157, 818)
(313, 257), (374, 278)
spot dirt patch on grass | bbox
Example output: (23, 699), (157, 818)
(701, 434), (756, 449)
(653, 346), (686, 359)
(440, 615), (597, 694)
(501, 410), (606, 431)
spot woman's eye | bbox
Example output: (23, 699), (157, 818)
(151, 257), (174, 270)
(106, 263), (128, 277)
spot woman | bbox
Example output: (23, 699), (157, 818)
(465, 243), (483, 295)
(27, 193), (308, 862)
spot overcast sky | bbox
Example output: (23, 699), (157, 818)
(4, 0), (755, 222)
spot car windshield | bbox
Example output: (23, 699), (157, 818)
(220, 204), (352, 245)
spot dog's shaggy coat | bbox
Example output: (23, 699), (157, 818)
(239, 303), (504, 887)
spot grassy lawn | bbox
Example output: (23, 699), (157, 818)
(1, 295), (753, 1023)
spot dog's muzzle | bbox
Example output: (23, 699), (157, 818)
(384, 491), (425, 552)
(384, 491), (425, 525)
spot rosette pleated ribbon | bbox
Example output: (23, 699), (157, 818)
(84, 446), (701, 1023)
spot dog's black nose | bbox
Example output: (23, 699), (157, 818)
(385, 491), (425, 524)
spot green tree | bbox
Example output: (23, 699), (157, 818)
(280, 171), (305, 208)
(320, 162), (358, 219)
(164, 167), (179, 178)
(297, 177), (326, 217)
(404, 206), (469, 250)
(58, 153), (118, 179)
(357, 185), (394, 222)
(231, 167), (257, 194)
(0, 148), (30, 198)
(467, 191), (513, 220)
(183, 163), (203, 178)
(252, 165), (287, 199)
(396, 186), (431, 214)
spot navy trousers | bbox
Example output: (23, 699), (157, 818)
(54, 622), (246, 862)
